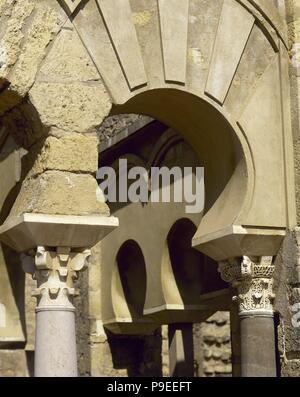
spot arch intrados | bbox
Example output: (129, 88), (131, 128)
(110, 88), (253, 240)
(112, 239), (147, 320)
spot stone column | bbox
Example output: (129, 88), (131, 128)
(23, 246), (91, 377)
(218, 256), (277, 377)
(230, 304), (241, 377)
(168, 323), (194, 377)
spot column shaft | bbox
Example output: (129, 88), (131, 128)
(240, 315), (277, 377)
(219, 256), (277, 377)
(35, 310), (77, 377)
(23, 246), (91, 377)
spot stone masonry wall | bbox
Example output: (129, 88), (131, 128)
(288, 0), (300, 221)
(276, 0), (300, 377)
(194, 313), (232, 377)
(97, 115), (145, 145)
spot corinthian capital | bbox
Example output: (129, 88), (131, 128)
(22, 246), (91, 311)
(218, 256), (275, 317)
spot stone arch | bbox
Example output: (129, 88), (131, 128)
(0, 0), (293, 258)
(157, 216), (230, 323)
(0, 0), (295, 377)
(112, 89), (250, 244)
(100, 126), (231, 330)
(66, 0), (294, 259)
(101, 151), (159, 335)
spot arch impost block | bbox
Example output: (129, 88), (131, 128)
(0, 213), (119, 253)
(142, 289), (233, 324)
(192, 224), (286, 263)
(103, 317), (158, 336)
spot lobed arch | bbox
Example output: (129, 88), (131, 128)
(100, 128), (232, 332)
(108, 239), (156, 334)
(164, 218), (225, 306)
(110, 89), (252, 250)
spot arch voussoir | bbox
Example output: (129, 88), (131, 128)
(0, 0), (296, 378)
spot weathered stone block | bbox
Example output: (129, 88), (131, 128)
(0, 350), (30, 377)
(9, 4), (62, 96)
(280, 323), (300, 355)
(10, 171), (109, 217)
(38, 24), (100, 83)
(29, 82), (112, 133)
(0, 0), (67, 115)
(26, 134), (99, 177)
(281, 360), (300, 377)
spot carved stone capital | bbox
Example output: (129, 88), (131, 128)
(22, 247), (91, 311)
(218, 256), (275, 317)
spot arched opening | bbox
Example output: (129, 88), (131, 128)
(166, 218), (227, 305)
(115, 239), (147, 320)
(100, 114), (232, 322)
(165, 217), (226, 377)
(110, 89), (251, 245)
(107, 239), (162, 377)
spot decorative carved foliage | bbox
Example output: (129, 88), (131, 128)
(23, 247), (91, 310)
(219, 256), (275, 315)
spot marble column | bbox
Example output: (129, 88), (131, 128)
(218, 256), (277, 377)
(23, 246), (91, 377)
